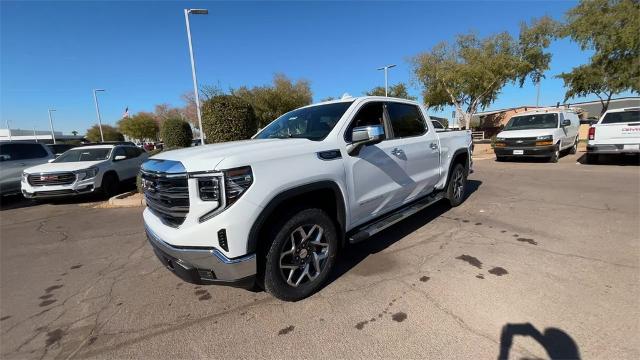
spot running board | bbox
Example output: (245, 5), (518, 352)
(348, 191), (446, 244)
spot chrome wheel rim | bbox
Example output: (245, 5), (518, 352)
(279, 224), (329, 287)
(452, 168), (465, 200)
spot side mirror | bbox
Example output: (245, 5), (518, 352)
(0, 154), (10, 162)
(347, 125), (385, 156)
(561, 119), (571, 127)
(114, 155), (127, 161)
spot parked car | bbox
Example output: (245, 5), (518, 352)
(586, 107), (640, 163)
(141, 96), (473, 301)
(493, 108), (580, 162)
(46, 143), (77, 157)
(21, 144), (148, 199)
(0, 142), (55, 196)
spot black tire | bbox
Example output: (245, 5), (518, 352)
(586, 153), (599, 164)
(100, 172), (119, 199)
(446, 163), (467, 207)
(549, 144), (560, 163)
(569, 138), (578, 154)
(264, 208), (338, 301)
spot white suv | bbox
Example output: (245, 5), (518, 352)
(22, 143), (148, 199)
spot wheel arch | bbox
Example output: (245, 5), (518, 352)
(444, 148), (470, 187)
(247, 180), (347, 255)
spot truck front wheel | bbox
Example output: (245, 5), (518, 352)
(446, 163), (467, 207)
(264, 208), (338, 301)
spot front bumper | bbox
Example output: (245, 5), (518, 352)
(145, 224), (256, 288)
(22, 184), (96, 199)
(494, 145), (555, 158)
(587, 144), (640, 154)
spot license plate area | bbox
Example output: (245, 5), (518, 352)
(513, 150), (524, 155)
(623, 144), (639, 150)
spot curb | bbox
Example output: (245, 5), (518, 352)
(99, 191), (145, 208)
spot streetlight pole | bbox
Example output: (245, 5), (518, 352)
(6, 121), (11, 142)
(376, 64), (396, 97)
(184, 8), (208, 145)
(47, 109), (56, 144)
(93, 89), (106, 142)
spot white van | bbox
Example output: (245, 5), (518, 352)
(493, 108), (581, 163)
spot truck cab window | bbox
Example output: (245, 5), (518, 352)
(386, 102), (427, 138)
(345, 102), (384, 142)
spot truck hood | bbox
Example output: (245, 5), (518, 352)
(497, 129), (556, 138)
(24, 160), (106, 174)
(152, 138), (317, 172)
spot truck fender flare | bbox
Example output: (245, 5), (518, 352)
(444, 148), (470, 187)
(246, 180), (347, 254)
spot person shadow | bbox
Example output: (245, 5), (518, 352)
(498, 323), (580, 360)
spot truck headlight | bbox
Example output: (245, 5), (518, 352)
(224, 166), (253, 207)
(76, 167), (98, 181)
(22, 172), (28, 182)
(197, 177), (220, 201)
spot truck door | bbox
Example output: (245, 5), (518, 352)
(341, 101), (410, 227)
(385, 102), (441, 202)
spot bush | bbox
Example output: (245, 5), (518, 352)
(201, 95), (257, 143)
(161, 118), (192, 149)
(86, 124), (124, 142)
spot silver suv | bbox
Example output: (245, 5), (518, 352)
(0, 142), (54, 196)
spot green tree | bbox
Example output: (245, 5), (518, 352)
(201, 95), (257, 143)
(558, 0), (640, 115)
(413, 17), (557, 129)
(233, 73), (313, 128)
(71, 130), (78, 136)
(161, 118), (193, 149)
(365, 83), (417, 100)
(85, 124), (124, 142)
(118, 113), (159, 142)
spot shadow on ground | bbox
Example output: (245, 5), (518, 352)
(498, 323), (580, 360)
(0, 181), (136, 211)
(576, 153), (640, 166)
(326, 180), (482, 286)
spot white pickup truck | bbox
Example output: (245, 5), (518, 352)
(141, 96), (473, 301)
(587, 107), (640, 163)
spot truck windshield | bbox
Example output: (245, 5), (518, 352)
(601, 110), (640, 124)
(504, 113), (558, 131)
(54, 148), (111, 162)
(255, 101), (354, 141)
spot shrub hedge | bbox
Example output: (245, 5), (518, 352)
(161, 118), (192, 149)
(201, 95), (257, 143)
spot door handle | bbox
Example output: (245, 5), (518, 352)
(430, 143), (439, 150)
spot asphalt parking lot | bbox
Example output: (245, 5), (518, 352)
(1, 152), (638, 359)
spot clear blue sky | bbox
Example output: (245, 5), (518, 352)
(0, 1), (633, 134)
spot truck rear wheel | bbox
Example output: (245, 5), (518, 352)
(446, 163), (467, 207)
(264, 208), (338, 301)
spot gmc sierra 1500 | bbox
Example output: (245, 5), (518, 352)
(141, 96), (473, 301)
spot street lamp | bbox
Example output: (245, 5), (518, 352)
(93, 89), (106, 142)
(184, 8), (208, 145)
(47, 109), (56, 144)
(376, 64), (397, 97)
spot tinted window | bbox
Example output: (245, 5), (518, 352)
(601, 110), (640, 124)
(0, 143), (48, 160)
(54, 148), (111, 162)
(124, 147), (139, 158)
(113, 147), (126, 159)
(345, 102), (384, 142)
(386, 103), (426, 138)
(255, 102), (353, 141)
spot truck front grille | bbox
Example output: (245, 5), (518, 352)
(28, 172), (76, 186)
(141, 171), (190, 227)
